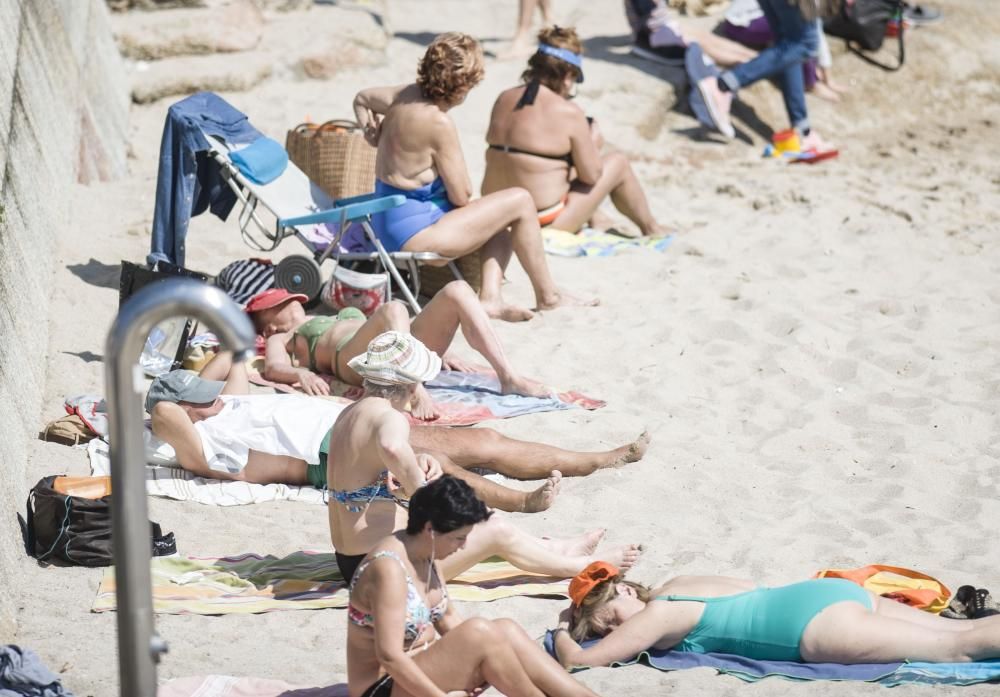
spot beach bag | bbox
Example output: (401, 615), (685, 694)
(25, 476), (176, 567)
(285, 120), (377, 200)
(40, 414), (95, 446)
(417, 251), (483, 298)
(320, 264), (388, 316)
(815, 564), (951, 613)
(120, 260), (211, 375)
(824, 0), (905, 71)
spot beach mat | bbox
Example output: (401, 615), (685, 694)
(249, 368), (605, 426)
(93, 552), (568, 615)
(543, 632), (1000, 686)
(159, 675), (347, 697)
(543, 228), (674, 258)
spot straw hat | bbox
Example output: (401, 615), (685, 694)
(348, 331), (442, 386)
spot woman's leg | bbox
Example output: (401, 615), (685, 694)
(408, 425), (650, 479)
(800, 599), (1000, 663)
(409, 281), (549, 397)
(493, 618), (601, 697)
(408, 617), (544, 697)
(551, 153), (668, 237)
(431, 449), (562, 513)
(438, 515), (642, 580)
(404, 188), (597, 321)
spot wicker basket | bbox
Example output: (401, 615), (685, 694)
(285, 120), (377, 200)
(418, 249), (483, 297)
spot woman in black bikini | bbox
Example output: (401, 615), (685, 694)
(346, 475), (601, 697)
(482, 26), (671, 238)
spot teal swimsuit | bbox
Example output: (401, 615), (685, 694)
(661, 579), (873, 661)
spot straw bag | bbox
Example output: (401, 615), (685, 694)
(418, 250), (483, 297)
(285, 120), (377, 200)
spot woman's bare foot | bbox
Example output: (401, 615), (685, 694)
(441, 352), (476, 373)
(500, 373), (553, 399)
(541, 528), (606, 556)
(481, 300), (536, 323)
(497, 35), (535, 60)
(410, 384), (441, 421)
(522, 470), (562, 513)
(642, 222), (677, 238)
(596, 543), (644, 571)
(809, 81), (841, 103)
(536, 290), (600, 311)
(608, 430), (652, 468)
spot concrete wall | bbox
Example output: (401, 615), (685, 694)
(0, 0), (128, 638)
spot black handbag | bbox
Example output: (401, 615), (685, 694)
(119, 260), (211, 372)
(25, 476), (176, 567)
(824, 0), (905, 71)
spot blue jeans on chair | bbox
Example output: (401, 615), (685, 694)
(719, 0), (819, 133)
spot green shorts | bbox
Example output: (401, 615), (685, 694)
(307, 429), (332, 490)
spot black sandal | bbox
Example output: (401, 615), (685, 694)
(969, 588), (1000, 619)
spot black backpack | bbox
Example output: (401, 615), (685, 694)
(824, 0), (906, 71)
(24, 476), (176, 567)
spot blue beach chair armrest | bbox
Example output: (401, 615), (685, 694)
(278, 194), (405, 228)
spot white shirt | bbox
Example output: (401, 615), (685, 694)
(193, 394), (346, 474)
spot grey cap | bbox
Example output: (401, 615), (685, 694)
(145, 370), (225, 413)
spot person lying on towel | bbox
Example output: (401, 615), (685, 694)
(146, 345), (649, 515)
(551, 561), (1000, 668)
(482, 26), (672, 239)
(247, 284), (550, 421)
(353, 32), (596, 322)
(346, 475), (602, 697)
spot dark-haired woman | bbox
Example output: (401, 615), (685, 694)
(353, 32), (595, 323)
(482, 26), (669, 238)
(551, 561), (1000, 671)
(347, 475), (602, 697)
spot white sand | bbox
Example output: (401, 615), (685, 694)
(15, 0), (1000, 695)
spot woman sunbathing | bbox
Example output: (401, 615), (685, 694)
(328, 332), (643, 584)
(353, 31), (595, 322)
(346, 475), (602, 697)
(247, 284), (549, 420)
(482, 26), (671, 238)
(552, 561), (1000, 668)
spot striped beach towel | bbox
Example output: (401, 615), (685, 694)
(543, 228), (674, 257)
(92, 552), (568, 615)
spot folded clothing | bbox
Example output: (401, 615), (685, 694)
(229, 136), (289, 185)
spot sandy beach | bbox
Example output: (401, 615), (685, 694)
(11, 0), (1000, 695)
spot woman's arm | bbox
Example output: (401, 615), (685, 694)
(353, 84), (408, 145)
(433, 595), (463, 636)
(262, 332), (330, 396)
(374, 410), (442, 495)
(367, 561), (450, 697)
(554, 604), (682, 668)
(428, 116), (473, 206)
(567, 109), (602, 186)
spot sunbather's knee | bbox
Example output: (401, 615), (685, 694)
(602, 151), (629, 180)
(440, 279), (477, 305)
(374, 300), (410, 328)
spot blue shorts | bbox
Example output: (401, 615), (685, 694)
(371, 178), (454, 252)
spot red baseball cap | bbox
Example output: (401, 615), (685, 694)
(244, 288), (308, 313)
(569, 561), (620, 607)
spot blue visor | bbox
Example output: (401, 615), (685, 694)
(537, 43), (584, 83)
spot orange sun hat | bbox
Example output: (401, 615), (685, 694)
(569, 561), (620, 607)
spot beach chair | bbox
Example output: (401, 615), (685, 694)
(206, 134), (460, 313)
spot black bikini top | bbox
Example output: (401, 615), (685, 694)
(489, 80), (573, 164)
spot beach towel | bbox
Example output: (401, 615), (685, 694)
(92, 552), (568, 615)
(228, 136), (288, 185)
(543, 632), (1000, 686)
(159, 675), (346, 697)
(248, 368), (605, 426)
(87, 439), (325, 506)
(543, 228), (674, 258)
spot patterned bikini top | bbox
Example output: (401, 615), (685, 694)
(327, 469), (410, 514)
(348, 551), (448, 644)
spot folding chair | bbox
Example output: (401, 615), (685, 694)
(205, 134), (461, 313)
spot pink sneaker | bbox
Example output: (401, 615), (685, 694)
(696, 76), (734, 139)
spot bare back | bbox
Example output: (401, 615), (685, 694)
(482, 84), (588, 209)
(326, 399), (411, 555)
(376, 85), (447, 189)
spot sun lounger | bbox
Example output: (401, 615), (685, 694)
(206, 133), (461, 312)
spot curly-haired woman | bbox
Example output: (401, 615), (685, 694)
(346, 475), (602, 697)
(353, 32), (596, 323)
(482, 26), (670, 238)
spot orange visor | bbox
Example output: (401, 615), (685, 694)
(569, 561), (620, 607)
